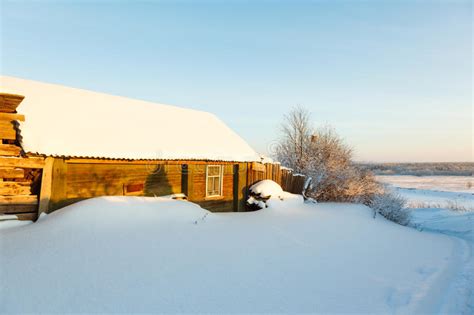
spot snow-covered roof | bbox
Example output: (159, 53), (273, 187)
(0, 76), (260, 162)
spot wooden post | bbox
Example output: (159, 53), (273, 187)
(38, 157), (54, 215)
(181, 164), (189, 197)
(238, 163), (248, 212)
(49, 158), (67, 211)
(232, 164), (239, 212)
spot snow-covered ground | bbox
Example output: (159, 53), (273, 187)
(378, 175), (474, 313)
(0, 195), (468, 313)
(377, 175), (473, 194)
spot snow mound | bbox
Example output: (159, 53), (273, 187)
(40, 196), (211, 225)
(247, 180), (303, 209)
(249, 180), (284, 198)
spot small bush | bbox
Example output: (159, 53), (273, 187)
(407, 200), (472, 212)
(446, 200), (471, 212)
(369, 191), (410, 226)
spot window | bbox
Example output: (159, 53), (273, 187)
(206, 165), (223, 197)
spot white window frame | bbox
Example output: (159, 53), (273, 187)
(205, 165), (224, 197)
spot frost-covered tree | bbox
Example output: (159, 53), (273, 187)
(275, 107), (380, 203)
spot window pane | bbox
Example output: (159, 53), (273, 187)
(208, 166), (220, 176)
(207, 177), (214, 195)
(213, 176), (220, 193)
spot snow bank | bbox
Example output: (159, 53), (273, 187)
(247, 180), (303, 209)
(378, 176), (473, 314)
(408, 208), (473, 314)
(249, 179), (284, 198)
(377, 175), (474, 194)
(0, 76), (260, 162)
(0, 196), (463, 313)
(0, 218), (32, 231)
(410, 207), (474, 241)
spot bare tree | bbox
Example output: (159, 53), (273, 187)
(276, 106), (313, 173)
(276, 107), (381, 203)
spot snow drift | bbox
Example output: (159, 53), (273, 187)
(0, 196), (464, 313)
(249, 179), (284, 198)
(247, 180), (302, 209)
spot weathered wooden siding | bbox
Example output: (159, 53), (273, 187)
(46, 159), (249, 213)
(47, 160), (183, 211)
(248, 162), (307, 194)
(280, 169), (307, 194)
(3, 154), (304, 217)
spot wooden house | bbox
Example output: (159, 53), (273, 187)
(0, 76), (305, 221)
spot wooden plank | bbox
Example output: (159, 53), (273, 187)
(0, 167), (24, 179)
(252, 162), (266, 172)
(0, 144), (21, 156)
(0, 120), (15, 128)
(13, 212), (37, 221)
(0, 124), (16, 140)
(0, 157), (45, 169)
(0, 93), (25, 113)
(0, 182), (31, 195)
(233, 164), (239, 212)
(49, 158), (67, 212)
(238, 162), (248, 212)
(0, 112), (25, 122)
(181, 164), (188, 196)
(0, 195), (38, 204)
(38, 157), (54, 214)
(0, 204), (37, 214)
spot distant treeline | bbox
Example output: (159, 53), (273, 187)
(359, 162), (474, 176)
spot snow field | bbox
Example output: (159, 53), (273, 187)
(0, 196), (461, 313)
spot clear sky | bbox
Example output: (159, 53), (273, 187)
(1, 0), (472, 162)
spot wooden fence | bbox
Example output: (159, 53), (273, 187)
(248, 162), (307, 194)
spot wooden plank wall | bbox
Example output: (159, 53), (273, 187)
(47, 160), (183, 211)
(0, 93), (45, 221)
(280, 169), (307, 194)
(248, 162), (307, 195)
(47, 159), (249, 213)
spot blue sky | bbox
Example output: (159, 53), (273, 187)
(1, 0), (472, 162)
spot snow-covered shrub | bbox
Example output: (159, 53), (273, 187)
(247, 180), (285, 210)
(408, 200), (472, 212)
(445, 200), (471, 212)
(369, 191), (410, 226)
